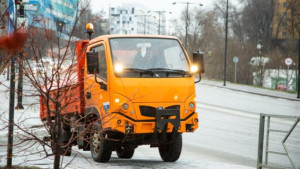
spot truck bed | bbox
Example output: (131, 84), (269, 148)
(39, 64), (83, 120)
(39, 41), (89, 121)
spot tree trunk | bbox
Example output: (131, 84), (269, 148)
(53, 103), (62, 169)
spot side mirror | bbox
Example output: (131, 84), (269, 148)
(86, 51), (99, 74)
(193, 52), (205, 83)
(193, 52), (205, 74)
(87, 51), (107, 91)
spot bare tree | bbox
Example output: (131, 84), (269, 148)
(0, 1), (105, 168)
(74, 4), (108, 40)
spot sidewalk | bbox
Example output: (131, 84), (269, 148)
(199, 80), (299, 101)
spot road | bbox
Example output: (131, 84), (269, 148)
(193, 83), (300, 168)
(0, 82), (299, 168)
(63, 83), (300, 168)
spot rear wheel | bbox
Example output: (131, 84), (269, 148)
(158, 133), (182, 162)
(116, 146), (135, 159)
(90, 121), (112, 162)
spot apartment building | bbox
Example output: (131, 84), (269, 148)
(109, 4), (167, 35)
(272, 0), (299, 39)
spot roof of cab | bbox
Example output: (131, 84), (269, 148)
(89, 34), (181, 44)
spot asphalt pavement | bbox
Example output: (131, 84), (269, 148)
(200, 79), (299, 102)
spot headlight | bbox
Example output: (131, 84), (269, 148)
(189, 102), (195, 109)
(115, 98), (120, 103)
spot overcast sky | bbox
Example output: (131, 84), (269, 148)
(90, 0), (217, 19)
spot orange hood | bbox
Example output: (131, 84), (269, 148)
(112, 77), (195, 103)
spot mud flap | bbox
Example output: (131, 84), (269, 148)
(151, 109), (180, 146)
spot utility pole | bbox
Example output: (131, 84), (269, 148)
(6, 64), (9, 80)
(148, 10), (172, 35)
(7, 56), (16, 168)
(173, 2), (203, 49)
(15, 53), (24, 109)
(158, 11), (161, 35)
(144, 15), (147, 34)
(185, 3), (188, 48)
(297, 37), (300, 98)
(223, 0), (229, 86)
(16, 3), (25, 110)
(7, 0), (16, 167)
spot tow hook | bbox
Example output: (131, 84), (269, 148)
(125, 122), (133, 134)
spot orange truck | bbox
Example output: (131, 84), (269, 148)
(40, 25), (204, 162)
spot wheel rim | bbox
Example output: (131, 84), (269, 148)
(92, 132), (100, 153)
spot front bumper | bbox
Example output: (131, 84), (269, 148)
(102, 110), (198, 134)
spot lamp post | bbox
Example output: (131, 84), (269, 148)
(298, 36), (300, 98)
(7, 0), (16, 167)
(223, 0), (229, 86)
(148, 10), (172, 35)
(173, 1), (203, 48)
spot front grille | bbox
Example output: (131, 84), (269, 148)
(139, 106), (156, 117)
(165, 105), (180, 110)
(139, 105), (180, 117)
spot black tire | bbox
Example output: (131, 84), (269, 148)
(158, 133), (182, 162)
(116, 146), (135, 159)
(90, 121), (112, 162)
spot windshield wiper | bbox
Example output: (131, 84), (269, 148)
(146, 68), (191, 77)
(122, 68), (154, 77)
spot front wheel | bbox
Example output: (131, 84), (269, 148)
(116, 146), (135, 159)
(90, 121), (112, 162)
(158, 133), (182, 162)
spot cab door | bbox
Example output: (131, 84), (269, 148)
(85, 42), (110, 120)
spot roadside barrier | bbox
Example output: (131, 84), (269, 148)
(257, 114), (300, 169)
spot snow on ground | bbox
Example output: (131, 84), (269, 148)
(197, 80), (300, 116)
(0, 74), (46, 166)
(195, 80), (300, 168)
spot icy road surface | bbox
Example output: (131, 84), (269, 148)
(0, 77), (299, 168)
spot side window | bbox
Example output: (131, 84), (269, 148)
(92, 45), (107, 81)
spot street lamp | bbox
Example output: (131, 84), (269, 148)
(148, 10), (172, 35)
(223, 0), (229, 86)
(173, 1), (203, 48)
(298, 36), (300, 98)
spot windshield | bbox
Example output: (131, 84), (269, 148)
(110, 38), (190, 77)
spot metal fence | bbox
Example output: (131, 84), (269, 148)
(257, 113), (300, 169)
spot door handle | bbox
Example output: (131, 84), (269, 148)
(86, 91), (91, 99)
